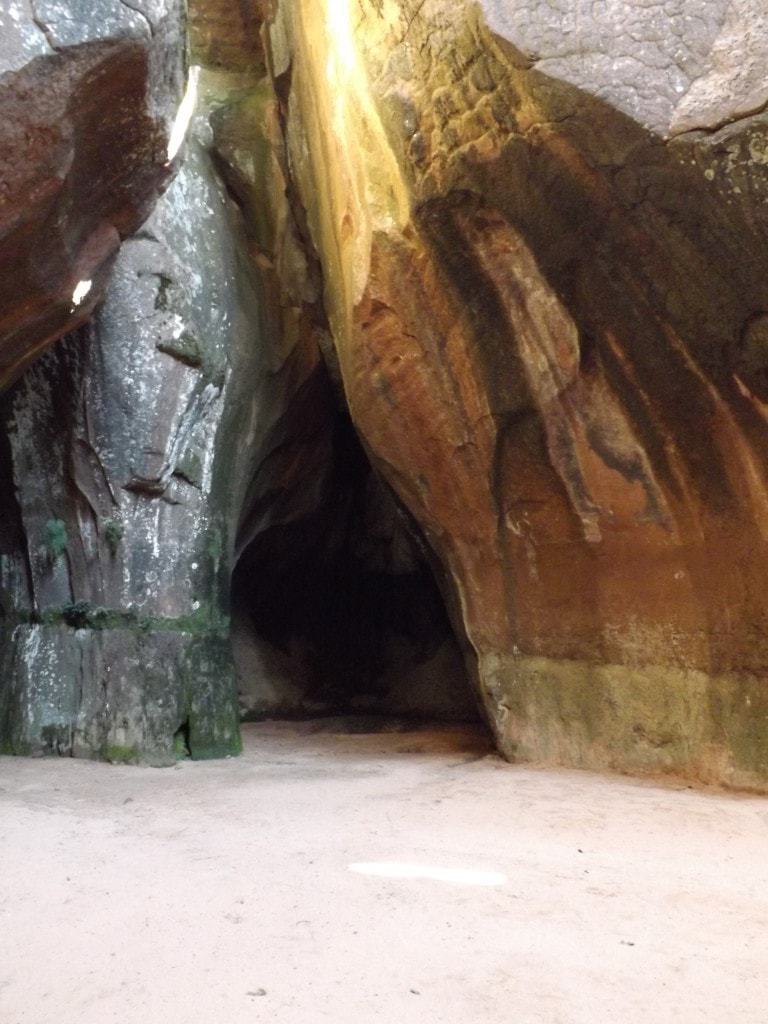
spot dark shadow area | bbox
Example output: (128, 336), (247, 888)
(231, 404), (480, 725)
(0, 424), (30, 622)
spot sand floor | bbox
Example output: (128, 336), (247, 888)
(1, 719), (767, 1024)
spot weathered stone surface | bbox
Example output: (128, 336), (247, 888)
(480, 0), (768, 136)
(189, 9), (477, 729)
(0, 55), (328, 761)
(261, 0), (768, 787)
(0, 0), (185, 388)
(0, 5), (475, 762)
(4, 0), (766, 784)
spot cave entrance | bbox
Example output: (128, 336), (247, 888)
(230, 393), (483, 733)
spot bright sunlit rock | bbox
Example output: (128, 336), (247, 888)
(325, 0), (356, 78)
(71, 279), (92, 306)
(166, 65), (200, 164)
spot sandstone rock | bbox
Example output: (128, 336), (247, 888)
(4, 0), (767, 787)
(0, 0), (185, 388)
(262, 0), (768, 788)
(480, 0), (768, 136)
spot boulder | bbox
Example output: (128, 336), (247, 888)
(0, 0), (186, 387)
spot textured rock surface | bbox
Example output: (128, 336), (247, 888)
(0, 147), (237, 761)
(0, 0), (185, 387)
(481, 0), (768, 135)
(3, 0), (767, 784)
(0, 39), (330, 760)
(262, 0), (768, 788)
(0, 1), (476, 762)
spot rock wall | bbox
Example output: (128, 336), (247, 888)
(2, 0), (768, 786)
(0, 7), (331, 762)
(0, 131), (240, 761)
(263, 0), (768, 788)
(0, 0), (477, 762)
(0, 0), (187, 386)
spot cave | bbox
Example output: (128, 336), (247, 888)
(2, 1), (768, 1020)
(0, 309), (482, 763)
(2, 0), (768, 786)
(231, 396), (480, 726)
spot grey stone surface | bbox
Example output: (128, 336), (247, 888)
(0, 100), (268, 761)
(479, 0), (768, 136)
(0, 624), (236, 762)
(0, 0), (186, 386)
(31, 0), (162, 45)
(0, 0), (49, 71)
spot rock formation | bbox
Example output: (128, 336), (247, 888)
(2, 0), (768, 788)
(0, 0), (187, 387)
(263, 0), (768, 788)
(0, 0), (474, 763)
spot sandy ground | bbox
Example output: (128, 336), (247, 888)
(1, 719), (767, 1024)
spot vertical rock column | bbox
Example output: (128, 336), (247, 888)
(0, 30), (329, 762)
(0, 140), (236, 761)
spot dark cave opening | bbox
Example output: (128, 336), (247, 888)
(231, 405), (481, 727)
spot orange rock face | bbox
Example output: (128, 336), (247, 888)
(265, 0), (768, 787)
